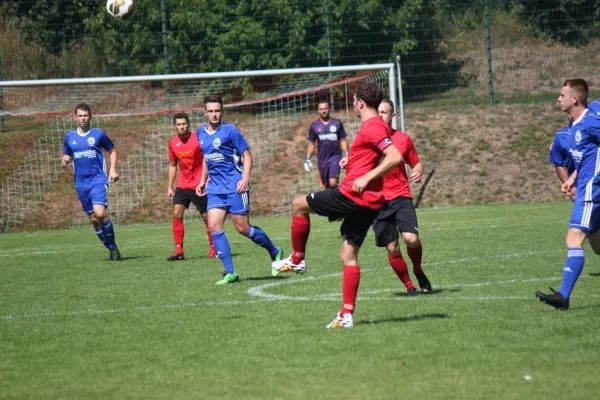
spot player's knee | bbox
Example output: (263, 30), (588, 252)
(386, 241), (401, 256)
(292, 196), (309, 216)
(89, 214), (101, 226)
(234, 222), (249, 235)
(172, 210), (184, 219)
(94, 208), (106, 220)
(402, 233), (420, 248)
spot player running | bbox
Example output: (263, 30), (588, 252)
(196, 95), (283, 285)
(304, 102), (349, 188)
(374, 99), (432, 295)
(62, 103), (121, 261)
(536, 79), (600, 310)
(167, 112), (217, 261)
(272, 82), (403, 328)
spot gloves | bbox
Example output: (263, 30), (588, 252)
(303, 156), (313, 172)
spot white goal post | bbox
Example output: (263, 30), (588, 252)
(0, 64), (401, 231)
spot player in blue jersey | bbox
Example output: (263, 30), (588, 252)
(304, 102), (349, 188)
(588, 99), (600, 116)
(62, 103), (121, 260)
(536, 79), (600, 309)
(195, 95), (283, 284)
(549, 125), (576, 200)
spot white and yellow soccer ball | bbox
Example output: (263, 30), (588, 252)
(106, 0), (136, 20)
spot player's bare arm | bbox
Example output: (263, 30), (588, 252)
(555, 165), (569, 184)
(108, 148), (119, 183)
(167, 160), (177, 200)
(237, 150), (252, 193)
(561, 170), (577, 195)
(61, 154), (72, 166)
(352, 145), (403, 193)
(196, 158), (209, 196)
(410, 162), (423, 183)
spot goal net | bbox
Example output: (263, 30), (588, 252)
(0, 65), (396, 232)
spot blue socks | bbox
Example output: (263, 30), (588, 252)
(246, 225), (278, 258)
(212, 230), (234, 273)
(558, 248), (584, 300)
(95, 228), (109, 249)
(101, 219), (117, 249)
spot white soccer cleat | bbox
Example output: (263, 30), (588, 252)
(271, 255), (307, 274)
(326, 312), (354, 328)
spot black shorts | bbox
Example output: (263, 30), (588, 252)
(173, 187), (208, 213)
(306, 188), (380, 247)
(372, 196), (419, 247)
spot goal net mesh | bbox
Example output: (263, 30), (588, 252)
(0, 69), (390, 231)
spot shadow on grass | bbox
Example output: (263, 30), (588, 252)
(106, 256), (149, 262)
(588, 272), (600, 277)
(358, 313), (449, 326)
(243, 275), (288, 281)
(393, 288), (458, 296)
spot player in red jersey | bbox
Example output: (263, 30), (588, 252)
(167, 113), (216, 260)
(374, 99), (432, 295)
(272, 82), (403, 328)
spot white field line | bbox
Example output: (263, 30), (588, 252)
(0, 217), (564, 257)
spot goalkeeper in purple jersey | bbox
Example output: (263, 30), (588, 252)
(536, 80), (600, 310)
(61, 103), (121, 261)
(304, 102), (349, 188)
(195, 95), (283, 285)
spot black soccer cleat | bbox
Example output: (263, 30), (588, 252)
(407, 287), (419, 296)
(167, 251), (185, 261)
(535, 287), (569, 310)
(109, 247), (122, 261)
(416, 272), (432, 293)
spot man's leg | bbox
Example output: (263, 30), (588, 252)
(77, 187), (109, 249)
(231, 213), (281, 262)
(326, 239), (360, 329)
(536, 228), (585, 309)
(326, 161), (341, 189)
(402, 232), (431, 293)
(192, 192), (216, 258)
(207, 206), (238, 284)
(168, 204), (186, 260)
(202, 211), (217, 258)
(387, 240), (417, 295)
(92, 203), (120, 261)
(89, 214), (109, 249)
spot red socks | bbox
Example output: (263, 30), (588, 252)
(407, 241), (423, 275)
(172, 218), (184, 252)
(291, 215), (310, 264)
(388, 253), (415, 290)
(341, 265), (360, 315)
(205, 224), (214, 248)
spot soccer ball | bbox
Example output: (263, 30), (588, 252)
(106, 0), (136, 20)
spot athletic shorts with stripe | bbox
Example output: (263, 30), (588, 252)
(207, 191), (250, 215)
(306, 187), (379, 247)
(372, 196), (419, 247)
(569, 179), (600, 233)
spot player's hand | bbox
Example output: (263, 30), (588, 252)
(410, 170), (422, 183)
(196, 181), (206, 197)
(61, 155), (72, 166)
(561, 179), (574, 195)
(237, 178), (250, 194)
(568, 187), (576, 201)
(167, 187), (174, 200)
(352, 176), (370, 193)
(304, 158), (313, 172)
(109, 170), (119, 183)
(339, 157), (348, 169)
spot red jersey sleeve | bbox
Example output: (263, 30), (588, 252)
(168, 140), (177, 162)
(404, 135), (420, 167)
(367, 120), (393, 152)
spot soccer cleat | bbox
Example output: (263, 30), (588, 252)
(271, 247), (284, 276)
(216, 272), (239, 285)
(271, 255), (306, 274)
(109, 247), (121, 261)
(407, 287), (419, 296)
(167, 251), (184, 261)
(207, 247), (218, 259)
(416, 272), (432, 293)
(326, 312), (354, 328)
(535, 287), (569, 310)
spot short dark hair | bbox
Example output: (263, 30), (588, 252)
(563, 79), (589, 105)
(355, 82), (383, 110)
(380, 98), (394, 113)
(172, 112), (189, 124)
(203, 95), (223, 106)
(317, 102), (329, 108)
(75, 103), (92, 114)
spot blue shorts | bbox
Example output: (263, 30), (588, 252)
(207, 191), (250, 215)
(318, 158), (342, 188)
(569, 180), (600, 233)
(76, 184), (108, 215)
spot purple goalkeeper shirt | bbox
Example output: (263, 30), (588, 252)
(307, 118), (347, 165)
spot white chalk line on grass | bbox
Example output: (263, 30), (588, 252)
(0, 217), (565, 257)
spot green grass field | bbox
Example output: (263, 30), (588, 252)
(2, 202), (600, 399)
